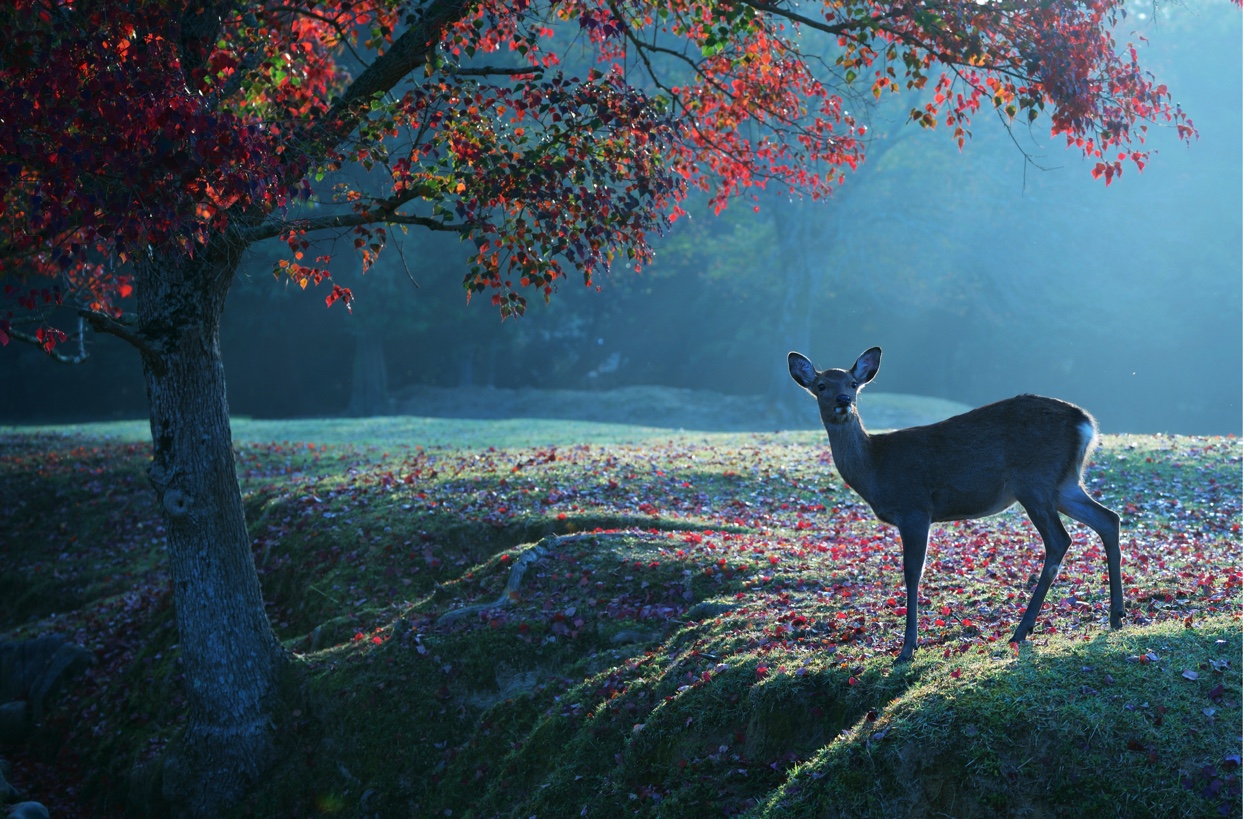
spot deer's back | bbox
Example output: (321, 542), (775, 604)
(866, 395), (1095, 520)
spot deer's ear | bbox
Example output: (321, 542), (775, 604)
(788, 352), (817, 390)
(851, 347), (881, 384)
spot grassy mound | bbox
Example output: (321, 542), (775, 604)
(760, 618), (1240, 818)
(0, 421), (1238, 817)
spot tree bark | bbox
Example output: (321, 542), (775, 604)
(134, 246), (286, 816)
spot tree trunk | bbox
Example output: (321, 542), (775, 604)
(458, 343), (475, 387)
(345, 329), (390, 416)
(135, 247), (285, 816)
(767, 194), (822, 427)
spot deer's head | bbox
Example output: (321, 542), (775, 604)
(788, 347), (881, 424)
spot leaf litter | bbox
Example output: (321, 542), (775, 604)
(0, 428), (1239, 816)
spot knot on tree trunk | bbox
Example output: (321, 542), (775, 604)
(162, 488), (191, 518)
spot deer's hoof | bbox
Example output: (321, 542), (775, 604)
(893, 649), (914, 665)
(1110, 612), (1124, 629)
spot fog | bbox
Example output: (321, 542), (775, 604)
(2, 4), (1239, 435)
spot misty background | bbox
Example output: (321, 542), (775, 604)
(2, 2), (1240, 435)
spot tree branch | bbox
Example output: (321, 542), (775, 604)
(79, 309), (164, 361)
(295, 0), (475, 164)
(178, 2), (234, 74)
(203, 47), (264, 112)
(241, 207), (469, 244)
(449, 65), (544, 76)
(739, 0), (1018, 78)
(392, 237), (420, 290)
(4, 325), (88, 364)
(736, 0), (858, 36)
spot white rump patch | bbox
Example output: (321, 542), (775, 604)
(1076, 420), (1099, 464)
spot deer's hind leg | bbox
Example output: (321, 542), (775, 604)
(1011, 497), (1072, 645)
(1058, 482), (1124, 629)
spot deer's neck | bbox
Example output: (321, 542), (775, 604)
(823, 412), (875, 501)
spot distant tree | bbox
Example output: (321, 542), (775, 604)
(0, 0), (1222, 813)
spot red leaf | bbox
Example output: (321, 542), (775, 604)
(325, 284), (353, 312)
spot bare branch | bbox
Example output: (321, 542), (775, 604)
(449, 65), (545, 77)
(392, 237), (420, 289)
(260, 5), (371, 67)
(735, 0), (859, 36)
(738, 0), (1021, 79)
(79, 309), (164, 361)
(241, 209), (469, 244)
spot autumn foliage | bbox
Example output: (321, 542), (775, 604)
(2, 5), (1237, 812)
(0, 0), (1223, 344)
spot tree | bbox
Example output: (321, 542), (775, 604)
(0, 0), (1224, 812)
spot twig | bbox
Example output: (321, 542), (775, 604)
(4, 325), (89, 364)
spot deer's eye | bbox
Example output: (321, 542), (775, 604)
(816, 383), (827, 392)
(850, 381), (859, 389)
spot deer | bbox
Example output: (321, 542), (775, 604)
(788, 346), (1123, 663)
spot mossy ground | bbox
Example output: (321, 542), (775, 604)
(0, 421), (1239, 818)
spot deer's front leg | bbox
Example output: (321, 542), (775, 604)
(895, 514), (931, 664)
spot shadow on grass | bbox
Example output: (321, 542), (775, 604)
(254, 606), (1240, 819)
(244, 503), (1240, 819)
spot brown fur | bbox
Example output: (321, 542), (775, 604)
(789, 347), (1123, 662)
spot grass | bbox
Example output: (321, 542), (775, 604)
(1, 415), (713, 450)
(758, 619), (1241, 818)
(0, 386), (968, 451)
(0, 415), (1238, 818)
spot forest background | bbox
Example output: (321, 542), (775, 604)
(1, 0), (1239, 436)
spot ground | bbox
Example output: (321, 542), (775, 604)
(0, 388), (1239, 817)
